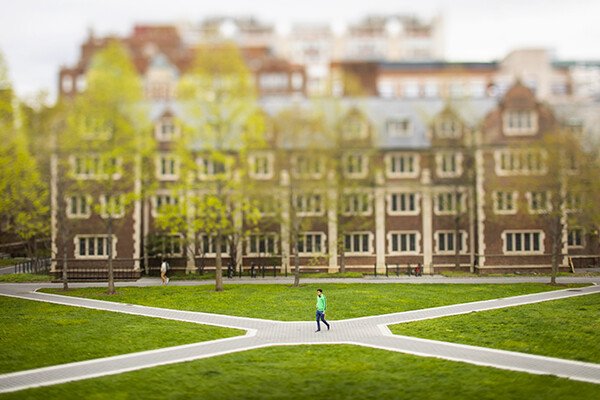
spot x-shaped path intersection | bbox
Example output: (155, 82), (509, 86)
(1, 283), (599, 393)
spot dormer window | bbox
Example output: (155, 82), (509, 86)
(386, 119), (411, 137)
(503, 110), (538, 136)
(438, 118), (460, 138)
(344, 116), (368, 139)
(155, 118), (178, 141)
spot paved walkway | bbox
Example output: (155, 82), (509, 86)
(0, 281), (599, 393)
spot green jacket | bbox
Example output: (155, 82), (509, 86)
(316, 294), (327, 312)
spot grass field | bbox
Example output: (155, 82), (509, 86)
(390, 292), (600, 364)
(0, 273), (52, 282)
(0, 296), (242, 373)
(42, 283), (577, 321)
(2, 345), (598, 400)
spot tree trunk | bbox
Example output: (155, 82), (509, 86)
(215, 229), (224, 291)
(550, 215), (561, 285)
(293, 205), (300, 287)
(107, 216), (115, 295)
(61, 236), (68, 290)
(339, 243), (346, 274)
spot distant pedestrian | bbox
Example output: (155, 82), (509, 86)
(161, 258), (169, 284)
(315, 289), (330, 332)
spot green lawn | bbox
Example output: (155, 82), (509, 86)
(0, 273), (53, 282)
(390, 292), (600, 364)
(42, 283), (577, 321)
(0, 296), (243, 373)
(2, 345), (598, 400)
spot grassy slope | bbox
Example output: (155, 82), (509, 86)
(390, 292), (600, 363)
(42, 283), (575, 321)
(0, 296), (243, 373)
(3, 345), (598, 400)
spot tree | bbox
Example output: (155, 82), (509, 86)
(61, 41), (151, 294)
(167, 42), (264, 291)
(0, 50), (49, 261)
(518, 127), (600, 284)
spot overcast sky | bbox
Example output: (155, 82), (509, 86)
(1, 0), (599, 101)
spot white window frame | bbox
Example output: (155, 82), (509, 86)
(502, 230), (545, 254)
(198, 234), (230, 257)
(494, 149), (547, 176)
(154, 118), (179, 142)
(503, 110), (538, 136)
(493, 191), (518, 215)
(343, 152), (369, 179)
(435, 152), (463, 178)
(295, 193), (325, 217)
(387, 231), (420, 255)
(387, 191), (420, 216)
(196, 156), (231, 181)
(152, 192), (181, 218)
(291, 154), (324, 179)
(434, 190), (467, 215)
(343, 118), (368, 139)
(435, 230), (468, 254)
(384, 152), (420, 178)
(66, 195), (92, 219)
(100, 194), (125, 219)
(161, 233), (184, 256)
(156, 154), (179, 180)
(437, 118), (460, 138)
(344, 232), (373, 255)
(342, 191), (372, 216)
(565, 192), (583, 213)
(526, 191), (551, 214)
(70, 155), (122, 180)
(298, 232), (325, 256)
(567, 228), (585, 248)
(246, 233), (279, 256)
(248, 152), (274, 180)
(74, 235), (117, 259)
(386, 119), (412, 137)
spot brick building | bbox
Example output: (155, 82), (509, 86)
(51, 80), (600, 276)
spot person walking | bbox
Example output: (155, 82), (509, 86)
(160, 258), (169, 284)
(315, 289), (330, 332)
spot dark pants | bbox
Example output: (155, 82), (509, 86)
(316, 310), (329, 331)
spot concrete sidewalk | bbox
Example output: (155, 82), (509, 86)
(0, 282), (599, 393)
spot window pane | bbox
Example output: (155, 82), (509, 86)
(507, 233), (513, 252)
(97, 238), (104, 256)
(79, 238), (86, 256)
(533, 233), (540, 251)
(362, 234), (369, 252)
(401, 234), (407, 252)
(392, 234), (398, 252)
(259, 238), (266, 253)
(353, 235), (360, 252)
(524, 233), (531, 251)
(307, 235), (313, 253)
(409, 234), (416, 251)
(88, 238), (95, 256)
(392, 194), (397, 211)
(315, 235), (321, 253)
(345, 235), (351, 252)
(448, 233), (454, 252)
(439, 233), (445, 251)
(268, 237), (275, 253)
(515, 233), (522, 251)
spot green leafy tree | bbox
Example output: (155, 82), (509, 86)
(61, 42), (151, 294)
(517, 128), (600, 284)
(0, 50), (49, 260)
(162, 42), (264, 291)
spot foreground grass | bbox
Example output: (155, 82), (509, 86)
(43, 283), (578, 321)
(0, 273), (53, 282)
(3, 345), (598, 400)
(390, 292), (600, 364)
(0, 296), (243, 373)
